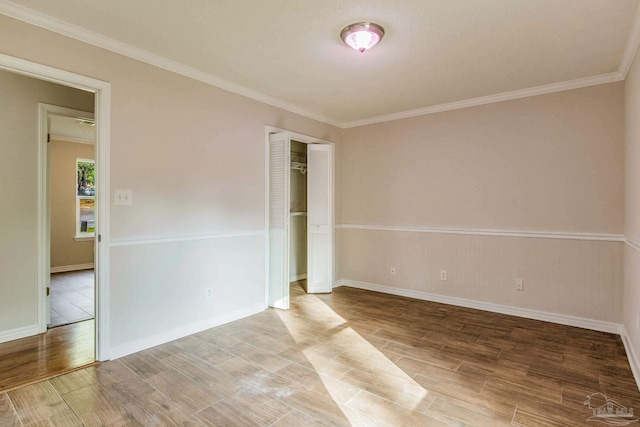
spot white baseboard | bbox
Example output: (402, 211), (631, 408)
(108, 303), (267, 359)
(0, 324), (40, 344)
(307, 285), (334, 293)
(51, 263), (94, 273)
(621, 327), (640, 391)
(290, 274), (307, 282)
(336, 279), (622, 334)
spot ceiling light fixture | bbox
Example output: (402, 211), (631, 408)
(340, 22), (385, 53)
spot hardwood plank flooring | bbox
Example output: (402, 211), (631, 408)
(2, 282), (639, 426)
(0, 319), (95, 393)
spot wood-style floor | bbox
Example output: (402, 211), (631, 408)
(0, 319), (95, 394)
(1, 283), (638, 426)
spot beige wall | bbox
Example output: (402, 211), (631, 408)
(624, 47), (640, 372)
(341, 83), (624, 233)
(339, 83), (625, 323)
(290, 216), (307, 280)
(339, 229), (622, 322)
(0, 15), (341, 353)
(50, 140), (95, 268)
(0, 69), (94, 336)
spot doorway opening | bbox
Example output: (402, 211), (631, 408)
(0, 53), (111, 392)
(289, 140), (308, 294)
(46, 109), (96, 330)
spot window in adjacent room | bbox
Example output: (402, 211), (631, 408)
(76, 158), (95, 238)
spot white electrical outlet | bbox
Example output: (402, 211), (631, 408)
(390, 267), (396, 275)
(515, 279), (524, 291)
(206, 288), (213, 299)
(440, 270), (447, 281)
(114, 189), (133, 206)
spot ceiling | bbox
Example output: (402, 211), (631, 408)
(3, 0), (640, 127)
(49, 115), (95, 143)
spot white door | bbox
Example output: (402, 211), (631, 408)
(307, 144), (333, 293)
(267, 132), (290, 309)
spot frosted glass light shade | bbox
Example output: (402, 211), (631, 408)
(340, 22), (385, 53)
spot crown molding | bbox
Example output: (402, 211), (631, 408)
(619, 1), (640, 79)
(0, 0), (342, 129)
(1, 0), (638, 130)
(342, 71), (624, 128)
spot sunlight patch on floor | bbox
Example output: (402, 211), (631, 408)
(276, 294), (430, 422)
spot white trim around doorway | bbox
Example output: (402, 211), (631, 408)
(0, 53), (111, 361)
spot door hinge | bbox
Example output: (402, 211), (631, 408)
(47, 133), (50, 143)
(47, 287), (50, 296)
(98, 234), (102, 242)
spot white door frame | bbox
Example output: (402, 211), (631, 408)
(264, 125), (335, 306)
(0, 53), (111, 361)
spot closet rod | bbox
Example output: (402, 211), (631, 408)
(291, 161), (307, 174)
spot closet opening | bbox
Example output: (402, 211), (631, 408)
(290, 141), (308, 293)
(266, 128), (334, 310)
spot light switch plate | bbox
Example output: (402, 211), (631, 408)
(114, 189), (132, 206)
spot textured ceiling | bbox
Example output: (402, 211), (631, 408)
(4, 0), (640, 126)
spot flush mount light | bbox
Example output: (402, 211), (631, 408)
(340, 22), (385, 53)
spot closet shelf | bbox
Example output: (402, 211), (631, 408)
(290, 212), (307, 217)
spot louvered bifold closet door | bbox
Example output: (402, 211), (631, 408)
(268, 132), (290, 309)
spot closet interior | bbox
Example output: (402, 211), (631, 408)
(290, 140), (307, 289)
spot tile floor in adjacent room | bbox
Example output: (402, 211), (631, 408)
(1, 281), (639, 426)
(49, 269), (95, 328)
